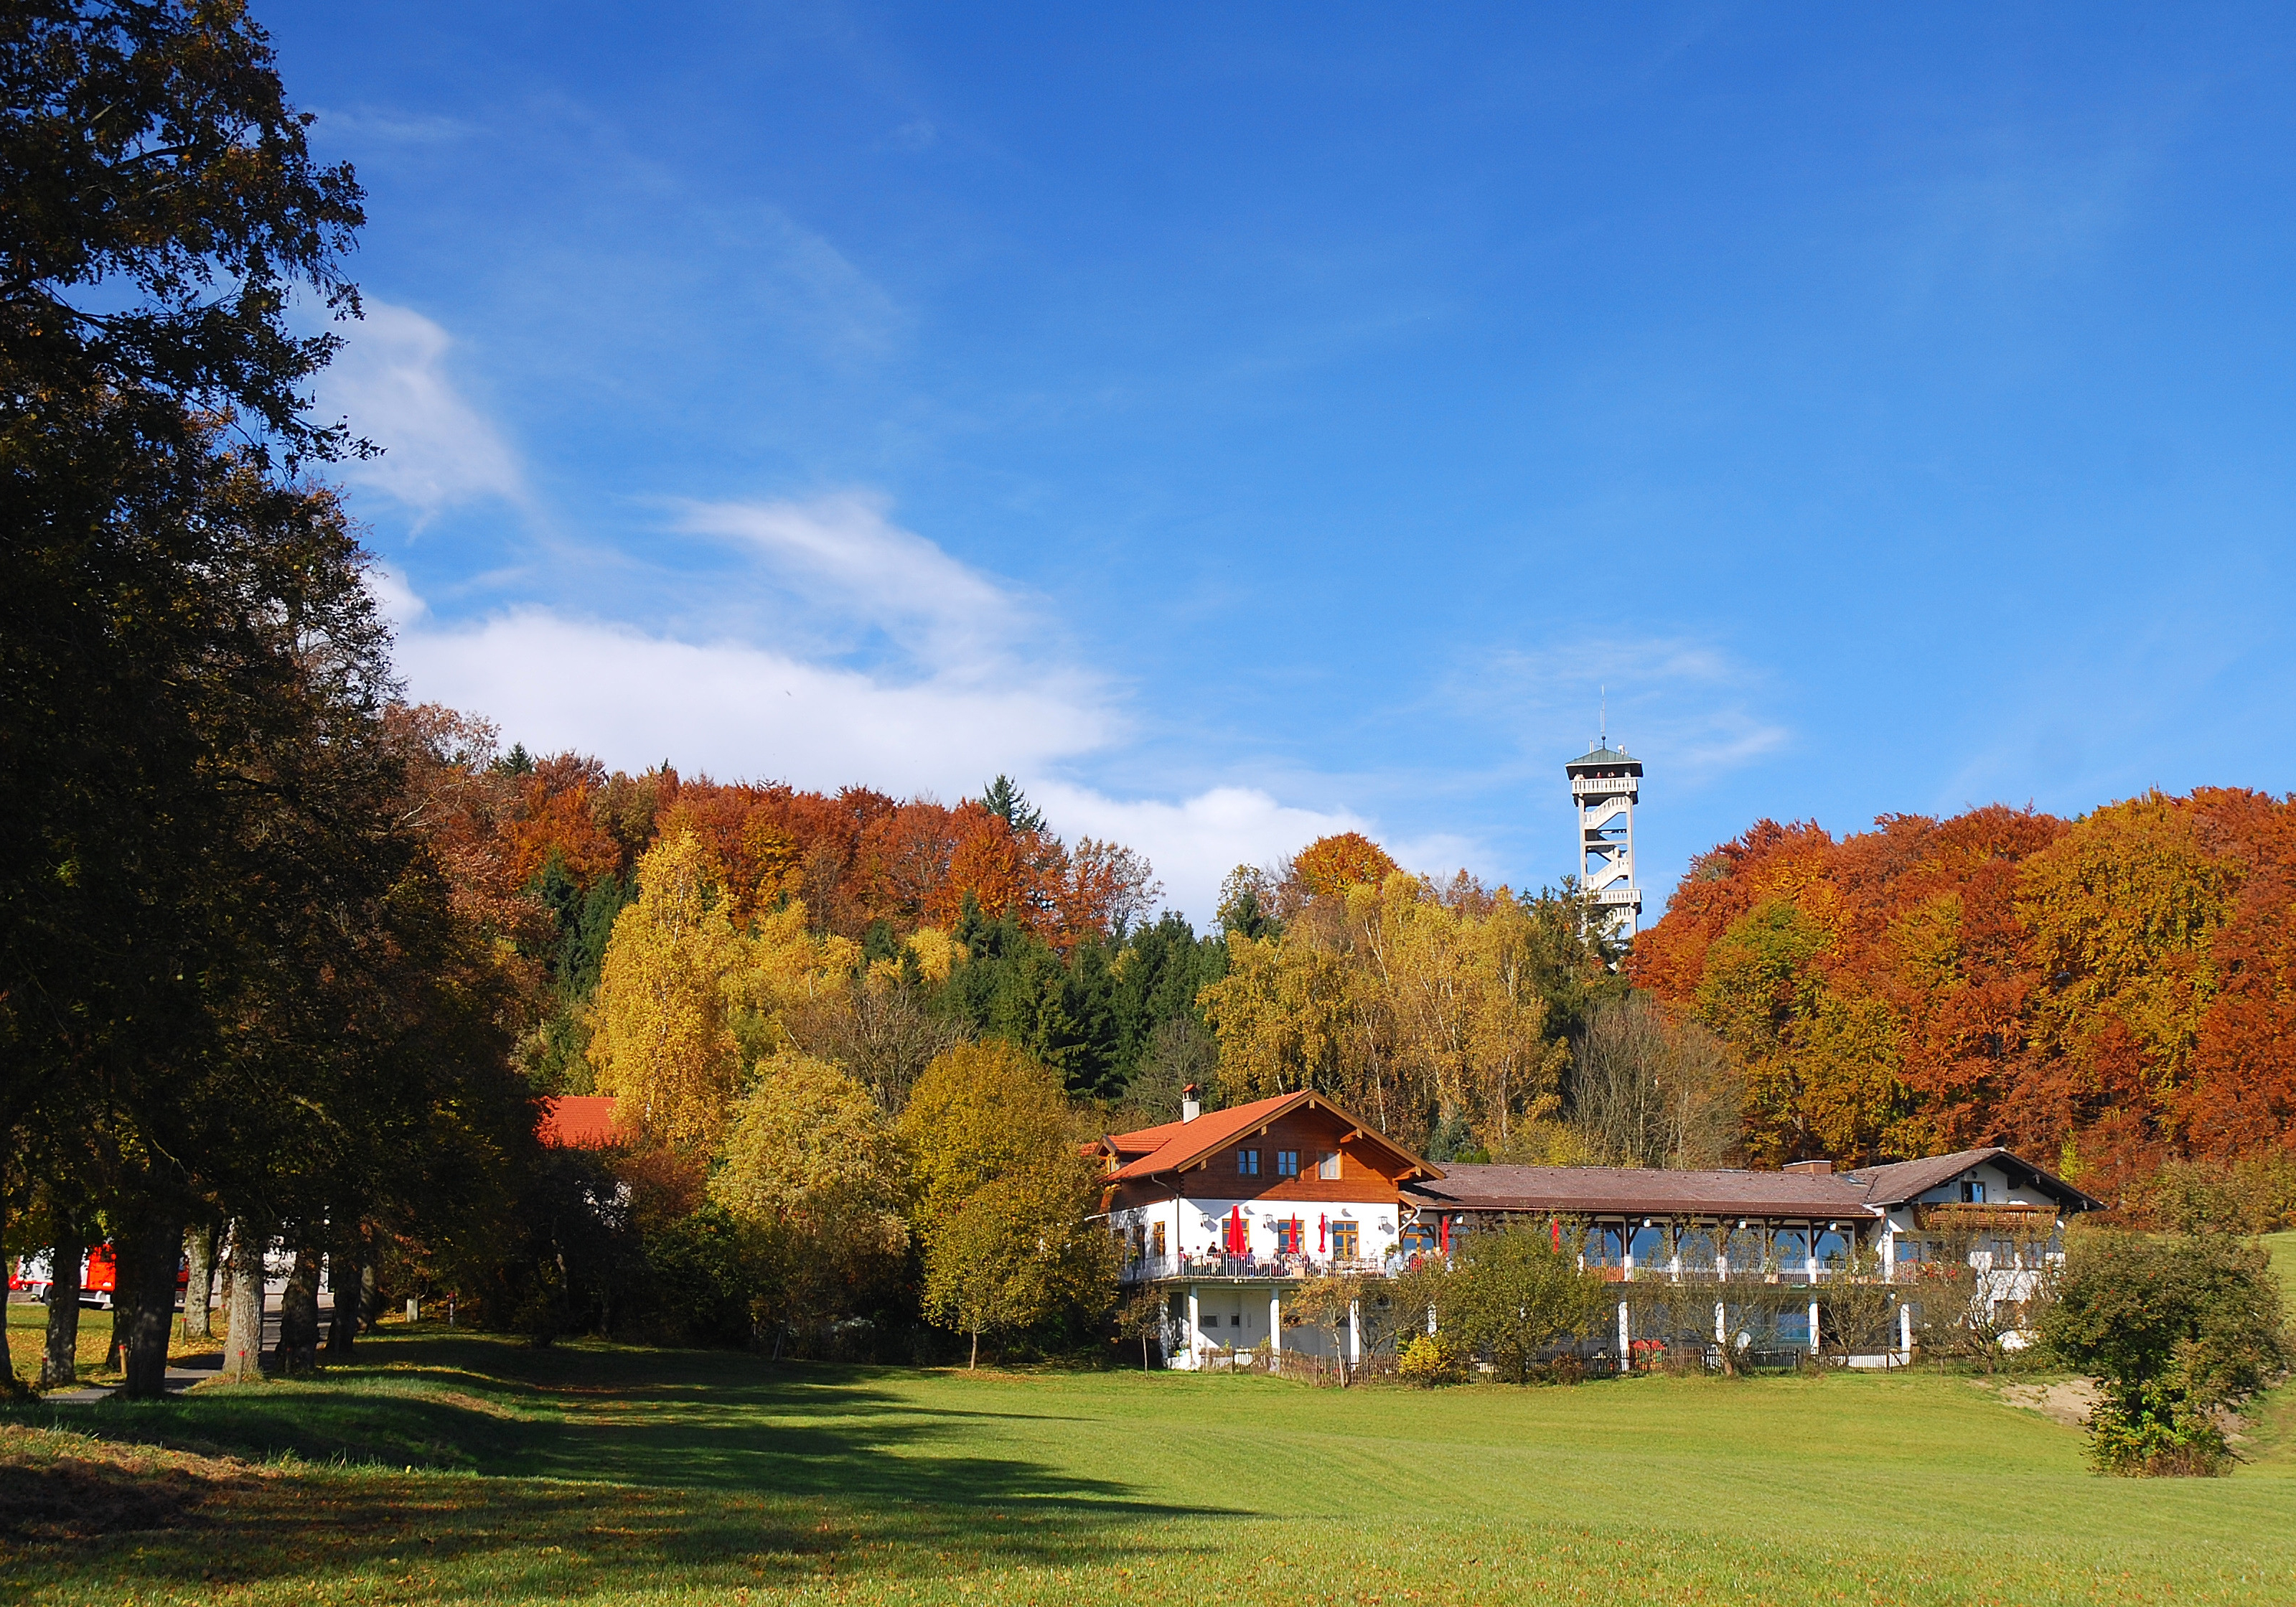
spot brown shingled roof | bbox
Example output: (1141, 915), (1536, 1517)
(1402, 1163), (1878, 1219)
(1844, 1148), (2104, 1212)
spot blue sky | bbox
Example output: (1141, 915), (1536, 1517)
(272, 4), (2296, 926)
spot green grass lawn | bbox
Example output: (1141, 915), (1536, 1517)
(2261, 1230), (2296, 1308)
(2, 1323), (2294, 1607)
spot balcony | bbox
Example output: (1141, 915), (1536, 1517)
(1121, 1252), (1392, 1284)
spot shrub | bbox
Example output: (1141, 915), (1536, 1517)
(1444, 1224), (1606, 1383)
(2040, 1229), (2290, 1476)
(1398, 1334), (1463, 1385)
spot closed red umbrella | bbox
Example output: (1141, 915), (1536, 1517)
(1439, 1214), (1451, 1255)
(1318, 1213), (1328, 1255)
(1229, 1204), (1244, 1255)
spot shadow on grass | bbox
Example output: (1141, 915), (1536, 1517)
(1, 1329), (1242, 1599)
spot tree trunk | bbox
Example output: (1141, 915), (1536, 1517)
(0, 1174), (17, 1397)
(276, 1240), (321, 1373)
(105, 1216), (141, 1375)
(181, 1223), (215, 1340)
(970, 1327), (979, 1369)
(120, 1209), (184, 1399)
(40, 1213), (86, 1390)
(324, 1232), (360, 1358)
(220, 1218), (268, 1382)
(357, 1229), (384, 1329)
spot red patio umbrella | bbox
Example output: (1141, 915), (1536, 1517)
(1229, 1204), (1244, 1255)
(1318, 1213), (1328, 1254)
(1439, 1214), (1452, 1255)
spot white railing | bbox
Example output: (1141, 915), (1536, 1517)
(1121, 1252), (1393, 1283)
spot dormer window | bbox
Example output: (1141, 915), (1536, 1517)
(1961, 1180), (1987, 1204)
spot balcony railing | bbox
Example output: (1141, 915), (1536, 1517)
(1121, 1252), (1392, 1283)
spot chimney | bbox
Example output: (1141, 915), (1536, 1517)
(1783, 1159), (1834, 1176)
(1181, 1084), (1201, 1123)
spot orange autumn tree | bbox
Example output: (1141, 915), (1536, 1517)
(1632, 789), (2296, 1194)
(1293, 831), (1400, 899)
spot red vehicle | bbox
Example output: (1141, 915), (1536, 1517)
(8, 1246), (187, 1310)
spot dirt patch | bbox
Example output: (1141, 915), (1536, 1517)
(0, 1428), (256, 1541)
(1996, 1379), (2098, 1428)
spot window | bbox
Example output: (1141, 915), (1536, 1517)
(1237, 1148), (1260, 1176)
(1400, 1222), (1436, 1254)
(1961, 1179), (1987, 1204)
(1275, 1217), (1304, 1254)
(1203, 1313), (1220, 1329)
(1331, 1221), (1360, 1260)
(1318, 1151), (1341, 1180)
(1276, 1150), (1300, 1177)
(1151, 1222), (1166, 1259)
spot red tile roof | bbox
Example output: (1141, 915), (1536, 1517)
(1097, 1090), (1439, 1184)
(538, 1095), (620, 1149)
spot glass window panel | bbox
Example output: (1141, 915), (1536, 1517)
(1771, 1230), (1810, 1268)
(1629, 1225), (1666, 1265)
(1677, 1229), (1718, 1270)
(1815, 1231), (1849, 1268)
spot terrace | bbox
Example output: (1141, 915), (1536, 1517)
(1120, 1251), (1392, 1284)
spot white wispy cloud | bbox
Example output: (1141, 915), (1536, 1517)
(317, 301), (525, 517)
(388, 598), (1111, 797)
(1028, 782), (1368, 927)
(1473, 634), (1789, 784)
(678, 495), (1023, 676)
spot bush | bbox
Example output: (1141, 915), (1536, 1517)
(1397, 1334), (1463, 1385)
(1444, 1225), (1606, 1383)
(2040, 1229), (2290, 1476)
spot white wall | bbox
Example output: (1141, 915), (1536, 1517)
(1112, 1194), (1402, 1272)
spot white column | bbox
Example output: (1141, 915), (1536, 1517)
(1270, 1289), (1283, 1367)
(1881, 1229), (1896, 1282)
(1618, 1300), (1631, 1372)
(1186, 1285), (1201, 1370)
(1715, 1300), (1727, 1346)
(1808, 1298), (1821, 1355)
(1898, 1301), (1913, 1360)
(1347, 1300), (1362, 1365)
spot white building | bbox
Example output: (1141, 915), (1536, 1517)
(1094, 1088), (1443, 1371)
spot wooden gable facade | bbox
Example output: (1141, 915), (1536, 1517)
(1095, 1090), (1439, 1214)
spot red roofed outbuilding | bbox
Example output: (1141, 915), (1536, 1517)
(538, 1095), (620, 1149)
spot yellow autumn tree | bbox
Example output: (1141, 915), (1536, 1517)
(710, 1051), (909, 1350)
(2018, 792), (2241, 1110)
(1197, 932), (1357, 1102)
(900, 1040), (1112, 1361)
(589, 830), (744, 1151)
(1201, 871), (1576, 1148)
